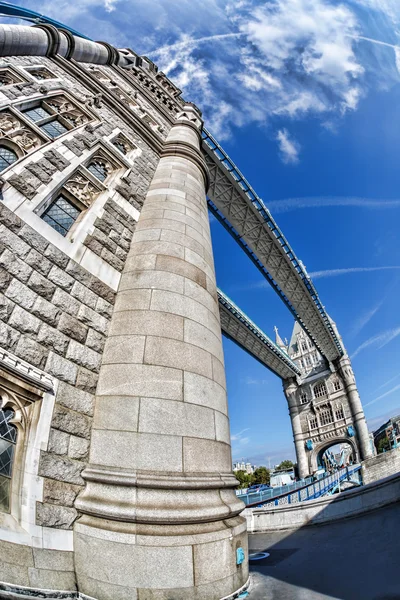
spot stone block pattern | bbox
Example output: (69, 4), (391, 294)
(83, 198), (137, 272)
(0, 540), (75, 590)
(362, 446), (400, 484)
(0, 201), (115, 529)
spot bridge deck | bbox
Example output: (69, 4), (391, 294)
(218, 289), (300, 379)
(203, 129), (343, 362)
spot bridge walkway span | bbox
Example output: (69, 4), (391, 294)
(202, 128), (343, 362)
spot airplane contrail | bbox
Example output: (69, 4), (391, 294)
(149, 32), (243, 56)
(348, 34), (400, 51)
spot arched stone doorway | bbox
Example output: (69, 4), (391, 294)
(310, 437), (359, 474)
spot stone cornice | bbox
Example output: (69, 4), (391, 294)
(112, 64), (179, 126)
(52, 56), (164, 156)
(0, 347), (54, 394)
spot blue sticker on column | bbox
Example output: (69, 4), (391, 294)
(236, 547), (245, 565)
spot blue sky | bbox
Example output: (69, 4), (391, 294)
(8, 0), (400, 466)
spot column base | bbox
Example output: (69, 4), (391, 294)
(74, 515), (249, 600)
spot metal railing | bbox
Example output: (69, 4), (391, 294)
(239, 465), (362, 508)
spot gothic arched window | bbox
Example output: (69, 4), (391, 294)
(87, 159), (109, 182)
(333, 380), (341, 392)
(112, 138), (128, 155)
(0, 407), (17, 512)
(0, 145), (18, 172)
(300, 393), (308, 405)
(314, 381), (327, 399)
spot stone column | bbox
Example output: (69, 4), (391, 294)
(74, 105), (248, 600)
(284, 379), (309, 478)
(338, 356), (373, 461)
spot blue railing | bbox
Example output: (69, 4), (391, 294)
(239, 465), (361, 508)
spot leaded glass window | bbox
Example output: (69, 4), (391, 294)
(42, 195), (81, 236)
(40, 120), (68, 139)
(0, 146), (18, 172)
(0, 408), (16, 513)
(24, 106), (50, 122)
(309, 417), (318, 430)
(87, 160), (108, 182)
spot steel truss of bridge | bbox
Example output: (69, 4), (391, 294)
(218, 289), (301, 380)
(203, 129), (344, 363)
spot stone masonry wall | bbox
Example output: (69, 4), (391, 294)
(362, 446), (400, 484)
(0, 200), (114, 529)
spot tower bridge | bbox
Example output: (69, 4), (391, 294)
(0, 7), (382, 600)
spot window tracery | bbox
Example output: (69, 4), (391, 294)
(25, 67), (56, 81)
(21, 95), (89, 140)
(0, 111), (41, 165)
(112, 133), (136, 156)
(0, 67), (25, 87)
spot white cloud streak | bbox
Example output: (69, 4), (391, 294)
(376, 372), (400, 391)
(351, 325), (400, 359)
(276, 129), (300, 163)
(309, 266), (400, 279)
(364, 382), (400, 408)
(351, 299), (383, 337)
(267, 196), (400, 213)
(231, 428), (250, 447)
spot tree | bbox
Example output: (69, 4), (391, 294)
(377, 437), (390, 454)
(234, 470), (253, 489)
(252, 466), (270, 485)
(276, 460), (294, 470)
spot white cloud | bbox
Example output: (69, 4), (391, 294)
(309, 266), (400, 279)
(231, 428), (250, 447)
(276, 129), (300, 164)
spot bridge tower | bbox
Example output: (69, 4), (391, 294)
(279, 322), (374, 478)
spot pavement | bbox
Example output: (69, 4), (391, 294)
(247, 501), (400, 600)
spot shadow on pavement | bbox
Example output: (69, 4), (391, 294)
(247, 500), (400, 600)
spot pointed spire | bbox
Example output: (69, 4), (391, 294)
(274, 326), (286, 349)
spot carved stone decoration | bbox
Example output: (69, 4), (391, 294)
(27, 67), (55, 81)
(0, 68), (23, 87)
(0, 112), (21, 135)
(45, 97), (89, 127)
(12, 128), (41, 152)
(64, 173), (100, 207)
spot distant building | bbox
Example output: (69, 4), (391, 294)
(233, 461), (257, 474)
(373, 415), (400, 450)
